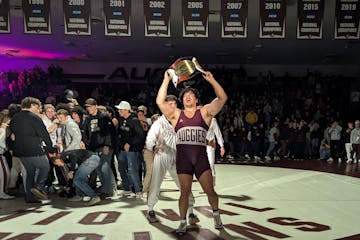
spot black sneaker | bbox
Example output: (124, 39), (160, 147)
(31, 188), (48, 200)
(146, 210), (159, 223)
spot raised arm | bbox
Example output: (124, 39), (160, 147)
(156, 71), (179, 121)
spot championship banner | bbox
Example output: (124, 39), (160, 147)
(23, 0), (51, 34)
(103, 0), (131, 36)
(0, 0), (10, 33)
(63, 0), (91, 35)
(297, 0), (324, 39)
(335, 0), (360, 39)
(259, 0), (287, 38)
(182, 0), (209, 37)
(144, 0), (170, 37)
(221, 0), (248, 38)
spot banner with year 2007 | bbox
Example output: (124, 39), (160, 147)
(182, 0), (209, 37)
(0, 0), (10, 33)
(104, 0), (131, 36)
(144, 0), (170, 37)
(221, 0), (248, 38)
(297, 0), (324, 39)
(335, 0), (360, 39)
(64, 0), (91, 35)
(23, 0), (51, 34)
(259, 0), (287, 38)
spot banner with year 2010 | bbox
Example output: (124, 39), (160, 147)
(335, 0), (360, 39)
(0, 0), (10, 33)
(221, 0), (248, 38)
(259, 0), (287, 38)
(104, 0), (131, 36)
(23, 0), (51, 34)
(144, 0), (170, 37)
(297, 0), (324, 39)
(64, 0), (91, 35)
(182, 0), (209, 37)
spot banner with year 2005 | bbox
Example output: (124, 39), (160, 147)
(182, 0), (209, 37)
(297, 0), (324, 39)
(335, 0), (360, 39)
(104, 0), (131, 36)
(64, 0), (91, 35)
(144, 0), (170, 37)
(23, 0), (51, 34)
(0, 0), (10, 33)
(259, 0), (286, 38)
(221, 0), (248, 38)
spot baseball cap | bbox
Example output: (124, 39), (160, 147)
(137, 105), (147, 115)
(115, 101), (131, 110)
(84, 98), (97, 107)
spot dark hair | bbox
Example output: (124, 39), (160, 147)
(7, 104), (21, 118)
(56, 109), (69, 116)
(21, 97), (41, 109)
(0, 109), (10, 124)
(165, 95), (177, 102)
(71, 106), (86, 118)
(179, 87), (200, 102)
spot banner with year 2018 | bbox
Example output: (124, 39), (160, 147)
(182, 0), (209, 37)
(104, 0), (131, 36)
(297, 0), (325, 39)
(0, 0), (10, 33)
(64, 0), (91, 35)
(23, 0), (51, 34)
(259, 0), (287, 38)
(335, 0), (360, 39)
(221, 0), (248, 38)
(144, 0), (171, 37)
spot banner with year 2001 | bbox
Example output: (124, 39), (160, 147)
(104, 0), (131, 36)
(23, 0), (51, 34)
(335, 0), (360, 39)
(221, 0), (248, 38)
(0, 0), (10, 33)
(259, 0), (287, 38)
(144, 0), (170, 37)
(64, 0), (91, 35)
(182, 0), (209, 37)
(297, 0), (324, 39)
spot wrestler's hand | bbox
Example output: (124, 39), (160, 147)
(202, 71), (214, 82)
(164, 69), (172, 82)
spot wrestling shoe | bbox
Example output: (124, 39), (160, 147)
(146, 210), (159, 223)
(175, 220), (187, 236)
(213, 211), (223, 229)
(188, 213), (200, 225)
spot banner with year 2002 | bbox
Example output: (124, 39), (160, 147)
(144, 0), (171, 37)
(23, 0), (51, 34)
(297, 0), (324, 39)
(259, 0), (287, 38)
(104, 0), (131, 36)
(335, 0), (360, 39)
(221, 0), (248, 38)
(64, 0), (91, 35)
(182, 0), (209, 37)
(0, 0), (10, 33)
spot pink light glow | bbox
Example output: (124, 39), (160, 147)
(0, 45), (72, 60)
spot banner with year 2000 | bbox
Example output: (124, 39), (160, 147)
(182, 0), (209, 37)
(144, 0), (171, 37)
(221, 0), (248, 38)
(23, 0), (51, 34)
(297, 0), (324, 39)
(104, 0), (131, 36)
(64, 0), (91, 35)
(259, 0), (287, 38)
(335, 0), (360, 39)
(0, 0), (10, 33)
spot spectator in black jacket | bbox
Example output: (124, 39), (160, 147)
(116, 101), (144, 198)
(82, 98), (115, 198)
(10, 97), (56, 203)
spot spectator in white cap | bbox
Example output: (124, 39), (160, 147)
(115, 101), (145, 198)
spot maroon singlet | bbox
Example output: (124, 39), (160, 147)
(175, 109), (211, 178)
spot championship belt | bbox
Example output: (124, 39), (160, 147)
(167, 57), (205, 88)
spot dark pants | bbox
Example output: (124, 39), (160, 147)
(330, 140), (342, 159)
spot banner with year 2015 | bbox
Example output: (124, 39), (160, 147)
(335, 0), (360, 39)
(144, 0), (170, 37)
(182, 0), (209, 37)
(297, 0), (324, 39)
(221, 0), (248, 38)
(0, 0), (10, 33)
(23, 0), (51, 34)
(64, 0), (91, 35)
(259, 0), (287, 38)
(104, 0), (131, 36)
